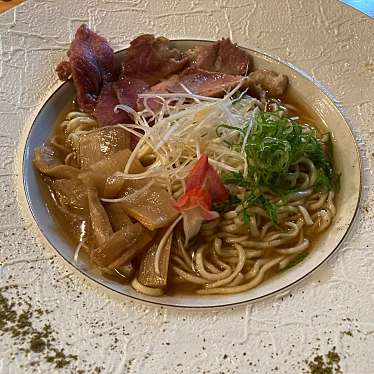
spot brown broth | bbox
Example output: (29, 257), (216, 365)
(282, 86), (329, 134)
(36, 90), (333, 295)
(166, 230), (328, 295)
(36, 102), (97, 252)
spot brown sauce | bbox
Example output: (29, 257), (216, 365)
(36, 91), (332, 295)
(282, 86), (329, 134)
(167, 232), (327, 296)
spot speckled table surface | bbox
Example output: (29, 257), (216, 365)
(0, 0), (373, 373)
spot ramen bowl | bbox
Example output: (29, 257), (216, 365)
(21, 40), (361, 309)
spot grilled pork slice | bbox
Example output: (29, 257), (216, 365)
(56, 24), (118, 113)
(150, 67), (288, 99)
(94, 82), (131, 127)
(150, 68), (245, 98)
(120, 34), (189, 85)
(187, 38), (253, 75)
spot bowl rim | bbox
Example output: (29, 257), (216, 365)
(21, 39), (363, 310)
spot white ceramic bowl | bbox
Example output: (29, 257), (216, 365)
(21, 40), (361, 309)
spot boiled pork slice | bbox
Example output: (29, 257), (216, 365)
(150, 68), (288, 99)
(56, 61), (72, 81)
(114, 77), (149, 107)
(94, 78), (149, 127)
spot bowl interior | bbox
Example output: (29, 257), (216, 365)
(22, 40), (361, 309)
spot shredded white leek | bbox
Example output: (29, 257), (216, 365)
(115, 82), (259, 194)
(116, 83), (262, 280)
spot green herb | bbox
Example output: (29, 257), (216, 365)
(229, 194), (241, 205)
(222, 110), (338, 222)
(216, 124), (244, 151)
(242, 208), (250, 224)
(213, 194), (242, 213)
(216, 124), (245, 138)
(222, 173), (280, 224)
(243, 192), (278, 224)
(223, 171), (249, 189)
(283, 251), (309, 270)
(244, 111), (336, 192)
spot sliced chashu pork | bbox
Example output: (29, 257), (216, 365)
(187, 38), (253, 75)
(120, 34), (189, 85)
(94, 82), (131, 127)
(150, 67), (288, 99)
(149, 68), (245, 98)
(247, 69), (288, 98)
(56, 24), (118, 113)
(94, 78), (149, 127)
